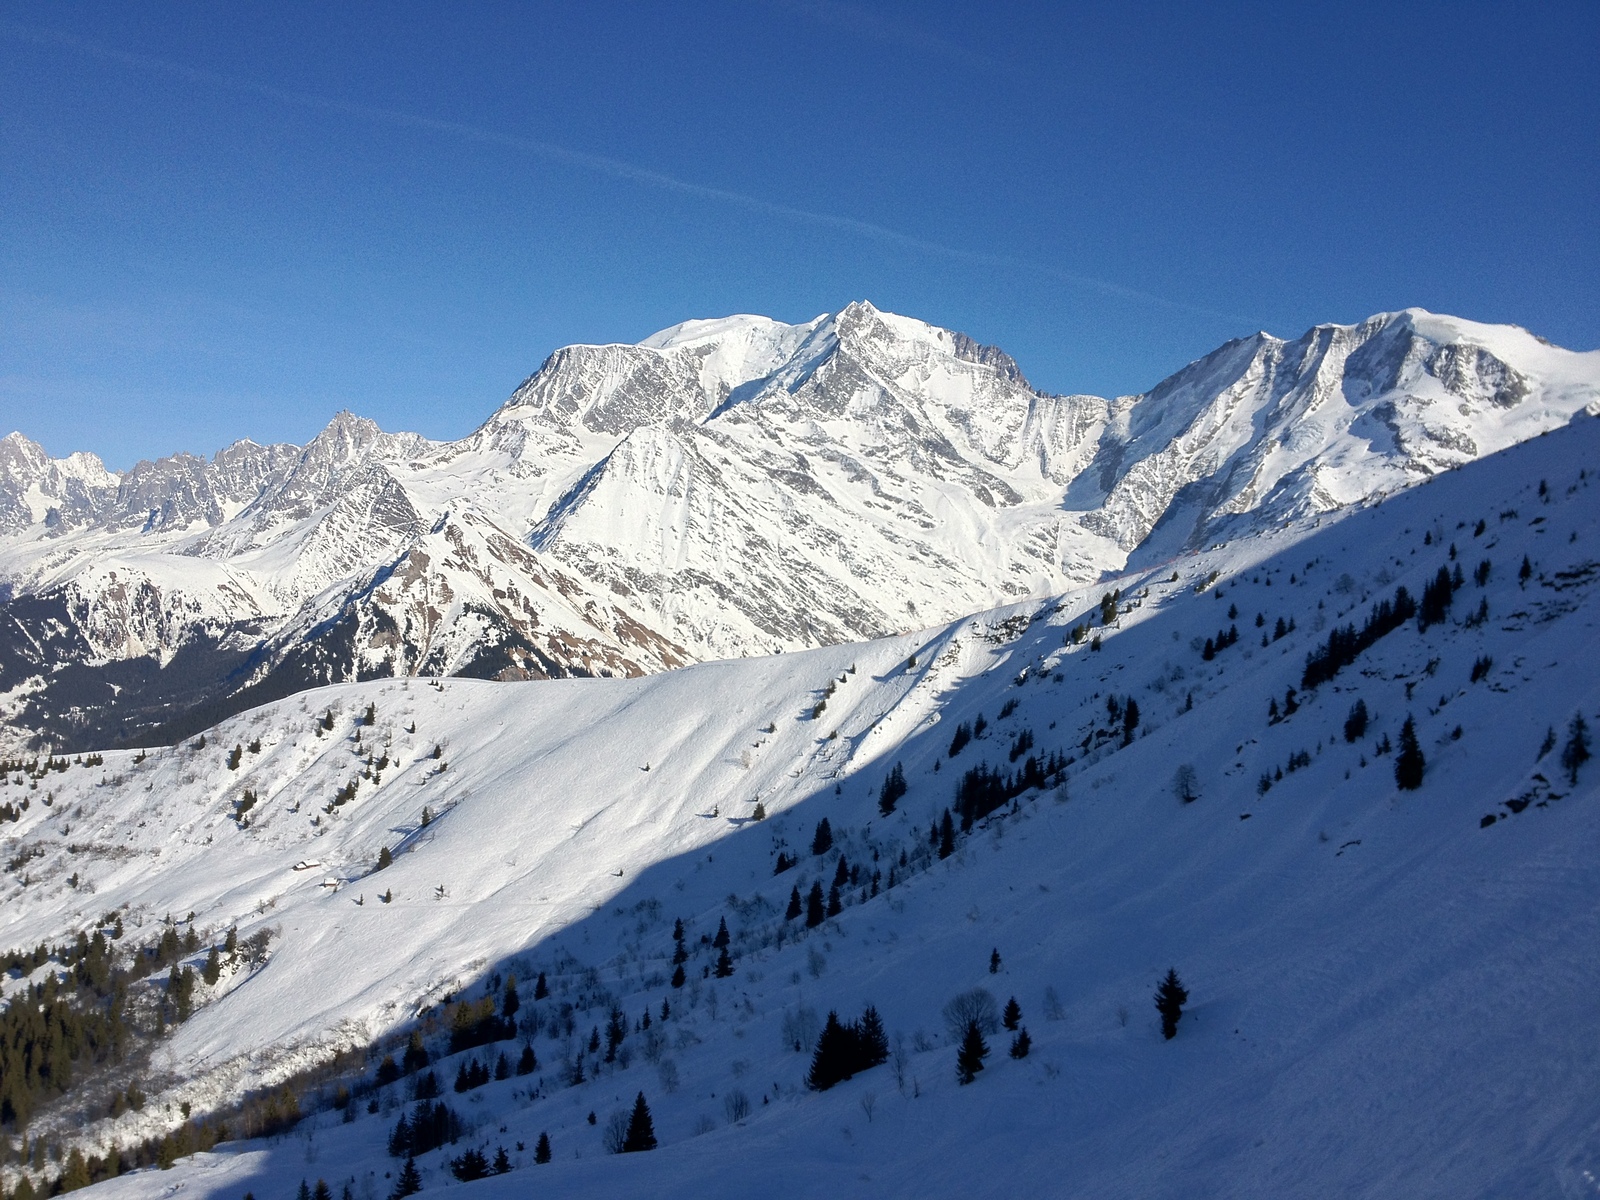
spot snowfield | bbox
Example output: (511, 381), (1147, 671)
(2, 303), (1597, 755)
(1, 414), (1597, 1196)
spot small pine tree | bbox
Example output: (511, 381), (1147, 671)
(989, 948), (1002, 974)
(621, 1092), (657, 1152)
(712, 917), (730, 948)
(201, 945), (221, 986)
(806, 881), (826, 927)
(533, 971), (548, 1000)
(517, 1044), (537, 1075)
(714, 945), (734, 977)
(955, 1020), (989, 1084)
(60, 1150), (92, 1192)
(535, 1132), (552, 1163)
(671, 963), (686, 989)
(1009, 1028), (1031, 1059)
(377, 846), (393, 871)
(878, 762), (907, 815)
(1395, 715), (1425, 790)
(403, 1030), (429, 1073)
(811, 818), (834, 855)
(493, 1145), (512, 1174)
(390, 1160), (422, 1200)
(1343, 699), (1369, 743)
(826, 885), (843, 918)
(1561, 713), (1592, 785)
(1538, 726), (1557, 759)
(937, 809), (956, 859)
(1154, 968), (1188, 1040)
(1519, 554), (1532, 583)
(314, 1183), (333, 1200)
(1002, 996), (1022, 1031)
(785, 886), (803, 920)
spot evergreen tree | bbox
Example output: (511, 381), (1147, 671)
(1538, 726), (1557, 759)
(785, 886), (803, 920)
(826, 885), (843, 917)
(450, 1148), (490, 1180)
(1009, 1028), (1031, 1059)
(811, 818), (834, 855)
(1002, 996), (1022, 1031)
(533, 970), (549, 1000)
(712, 917), (730, 949)
(1395, 716), (1425, 790)
(59, 1149), (92, 1192)
(493, 1145), (512, 1173)
(671, 963), (686, 989)
(390, 1157), (422, 1198)
(299, 1181), (312, 1200)
(878, 762), (907, 815)
(502, 976), (520, 1019)
(1519, 554), (1532, 583)
(989, 948), (1002, 974)
(805, 881), (826, 927)
(955, 1020), (989, 1085)
(403, 1030), (429, 1073)
(377, 846), (393, 871)
(714, 945), (734, 978)
(806, 1006), (890, 1090)
(535, 1132), (552, 1163)
(937, 809), (956, 859)
(517, 1043), (537, 1075)
(858, 1005), (889, 1065)
(1343, 699), (1369, 743)
(201, 945), (222, 986)
(621, 1091), (657, 1152)
(1123, 698), (1141, 745)
(1561, 713), (1592, 785)
(314, 1183), (333, 1200)
(1155, 968), (1189, 1040)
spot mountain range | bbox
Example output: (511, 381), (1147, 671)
(2, 301), (1596, 752)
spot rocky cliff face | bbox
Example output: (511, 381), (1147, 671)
(1, 303), (1594, 750)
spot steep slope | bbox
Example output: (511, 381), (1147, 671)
(1, 416), (1597, 1195)
(1, 305), (1595, 752)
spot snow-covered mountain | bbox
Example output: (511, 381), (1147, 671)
(2, 303), (1596, 752)
(1, 414), (1596, 1196)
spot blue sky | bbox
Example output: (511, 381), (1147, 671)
(2, 1), (1595, 469)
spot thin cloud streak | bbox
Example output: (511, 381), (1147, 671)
(2, 21), (1240, 323)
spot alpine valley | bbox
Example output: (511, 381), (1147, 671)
(1, 306), (1599, 1198)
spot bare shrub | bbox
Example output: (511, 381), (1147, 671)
(781, 1006), (820, 1053)
(1042, 986), (1065, 1021)
(942, 988), (999, 1041)
(658, 1058), (680, 1093)
(602, 1108), (629, 1154)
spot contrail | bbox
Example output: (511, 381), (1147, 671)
(2, 20), (1241, 321)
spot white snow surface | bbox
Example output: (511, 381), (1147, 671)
(2, 304), (1596, 749)
(3, 415), (1598, 1196)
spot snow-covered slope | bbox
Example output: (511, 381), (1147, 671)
(2, 305), (1595, 752)
(2, 415), (1597, 1196)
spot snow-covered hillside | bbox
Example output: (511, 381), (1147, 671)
(2, 415), (1596, 1196)
(2, 304), (1596, 753)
